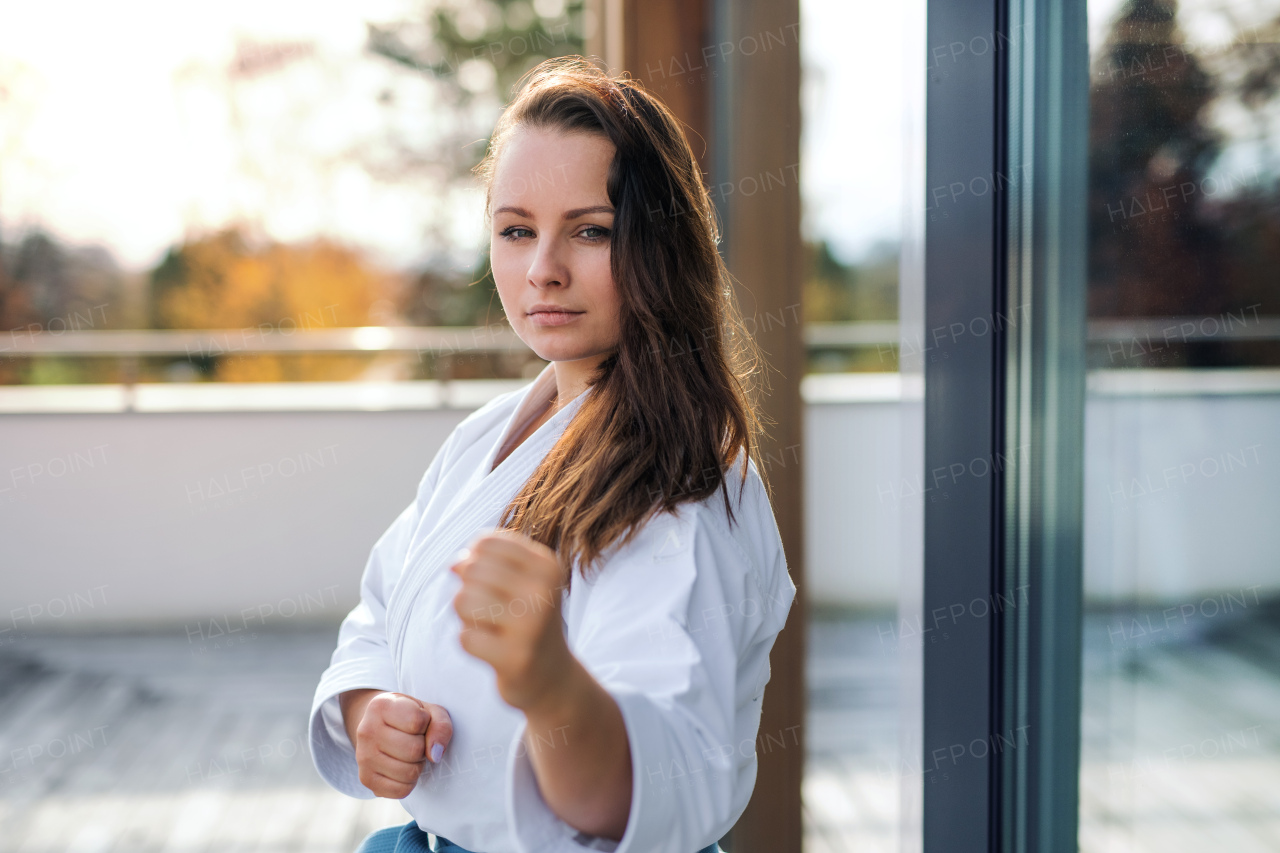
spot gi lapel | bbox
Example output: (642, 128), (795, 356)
(385, 381), (592, 663)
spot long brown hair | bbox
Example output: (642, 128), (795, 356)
(475, 56), (769, 580)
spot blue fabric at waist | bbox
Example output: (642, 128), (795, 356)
(352, 821), (723, 853)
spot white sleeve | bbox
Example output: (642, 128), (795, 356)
(504, 502), (796, 853)
(307, 430), (458, 799)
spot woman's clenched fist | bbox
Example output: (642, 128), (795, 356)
(340, 690), (453, 799)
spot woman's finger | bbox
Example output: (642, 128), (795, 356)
(375, 725), (428, 764)
(363, 764), (419, 798)
(423, 703), (454, 763)
(453, 581), (512, 628)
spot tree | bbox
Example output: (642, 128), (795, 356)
(149, 228), (400, 381)
(803, 239), (898, 325)
(1088, 0), (1280, 366)
(366, 0), (588, 110)
(362, 0), (588, 304)
(1088, 0), (1225, 320)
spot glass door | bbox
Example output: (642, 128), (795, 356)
(1078, 2), (1280, 850)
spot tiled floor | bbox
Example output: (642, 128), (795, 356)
(799, 604), (1280, 852)
(802, 614), (902, 853)
(1076, 602), (1280, 852)
(0, 629), (412, 853)
(1, 605), (1276, 852)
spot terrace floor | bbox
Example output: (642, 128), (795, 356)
(800, 604), (1280, 853)
(1, 607), (1277, 853)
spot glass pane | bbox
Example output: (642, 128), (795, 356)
(800, 0), (925, 850)
(1082, 1), (1280, 850)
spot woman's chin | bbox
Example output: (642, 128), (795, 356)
(520, 336), (583, 361)
(527, 345), (610, 367)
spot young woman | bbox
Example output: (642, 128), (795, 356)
(308, 56), (796, 853)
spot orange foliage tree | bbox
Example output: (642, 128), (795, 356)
(149, 228), (402, 381)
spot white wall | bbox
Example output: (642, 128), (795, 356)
(801, 372), (1280, 608)
(802, 398), (903, 607)
(1, 372), (1277, 629)
(1082, 382), (1280, 605)
(0, 406), (466, 630)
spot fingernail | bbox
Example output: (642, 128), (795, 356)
(431, 743), (444, 763)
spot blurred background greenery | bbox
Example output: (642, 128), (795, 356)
(2, 0), (1278, 385)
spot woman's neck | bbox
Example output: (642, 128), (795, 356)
(551, 352), (610, 409)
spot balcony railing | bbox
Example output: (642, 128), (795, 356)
(2, 317), (1277, 411)
(7, 317), (1278, 357)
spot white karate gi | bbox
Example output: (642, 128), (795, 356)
(309, 363), (796, 853)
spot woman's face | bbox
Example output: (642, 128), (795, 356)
(489, 127), (622, 367)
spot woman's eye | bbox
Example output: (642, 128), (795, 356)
(579, 226), (611, 241)
(499, 226), (533, 241)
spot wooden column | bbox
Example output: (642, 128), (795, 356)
(713, 3), (805, 852)
(585, 0), (712, 173)
(589, 2), (806, 851)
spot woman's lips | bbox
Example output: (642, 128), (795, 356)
(528, 310), (584, 327)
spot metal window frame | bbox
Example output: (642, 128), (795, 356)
(919, 0), (1087, 851)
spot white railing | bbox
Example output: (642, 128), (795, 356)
(0, 325), (531, 356)
(3, 317), (1276, 409)
(5, 316), (1277, 359)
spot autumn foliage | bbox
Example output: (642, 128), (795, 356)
(149, 228), (400, 381)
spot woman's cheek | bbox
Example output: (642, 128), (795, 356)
(491, 256), (524, 310)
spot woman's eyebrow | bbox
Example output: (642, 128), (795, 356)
(493, 204), (615, 219)
(563, 204), (614, 219)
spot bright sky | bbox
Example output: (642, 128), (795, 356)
(799, 0), (910, 263)
(0, 0), (482, 270)
(0, 0), (910, 271)
(0, 0), (1274, 272)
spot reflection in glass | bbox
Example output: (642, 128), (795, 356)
(799, 0), (923, 851)
(1082, 1), (1280, 850)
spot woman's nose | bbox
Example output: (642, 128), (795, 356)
(526, 239), (568, 288)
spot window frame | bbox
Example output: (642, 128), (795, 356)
(919, 0), (1087, 850)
